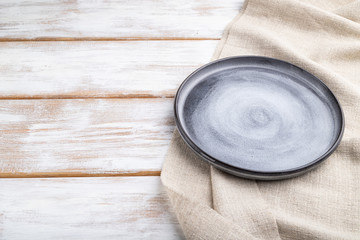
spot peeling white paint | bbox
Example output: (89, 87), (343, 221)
(0, 177), (184, 239)
(0, 41), (216, 98)
(0, 0), (242, 39)
(0, 99), (175, 174)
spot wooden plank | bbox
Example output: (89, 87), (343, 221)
(0, 0), (243, 40)
(0, 98), (174, 177)
(0, 177), (184, 239)
(0, 40), (216, 99)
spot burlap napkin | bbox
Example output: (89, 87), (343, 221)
(161, 0), (360, 239)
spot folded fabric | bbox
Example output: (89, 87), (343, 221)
(161, 0), (360, 239)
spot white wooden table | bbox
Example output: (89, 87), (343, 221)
(0, 1), (243, 238)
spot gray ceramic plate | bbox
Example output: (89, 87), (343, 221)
(174, 56), (344, 180)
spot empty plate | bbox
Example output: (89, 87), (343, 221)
(174, 56), (344, 180)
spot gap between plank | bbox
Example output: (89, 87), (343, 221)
(0, 37), (220, 42)
(0, 95), (175, 100)
(0, 171), (161, 178)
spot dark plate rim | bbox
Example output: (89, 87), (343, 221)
(174, 56), (345, 179)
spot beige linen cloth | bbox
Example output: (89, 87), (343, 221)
(161, 0), (360, 239)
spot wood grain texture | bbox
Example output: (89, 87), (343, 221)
(0, 99), (174, 177)
(0, 0), (242, 238)
(0, 0), (242, 40)
(0, 177), (184, 239)
(0, 41), (216, 99)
